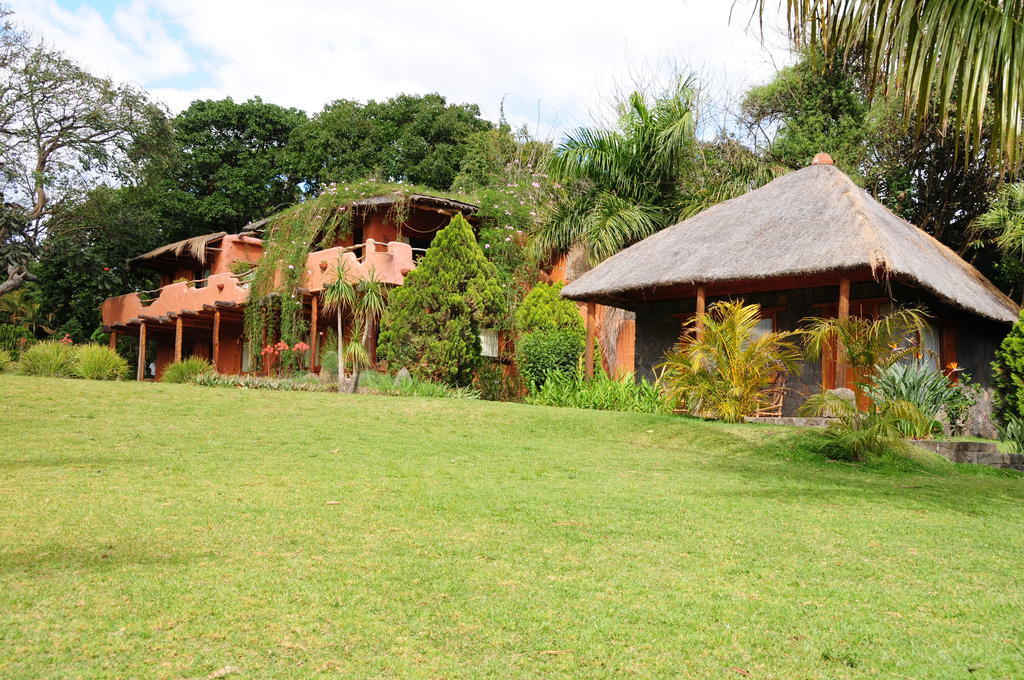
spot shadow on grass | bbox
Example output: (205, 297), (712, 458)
(733, 430), (1024, 515)
(0, 542), (191, 574)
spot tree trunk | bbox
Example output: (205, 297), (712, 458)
(348, 317), (374, 394)
(0, 264), (35, 296)
(337, 310), (345, 391)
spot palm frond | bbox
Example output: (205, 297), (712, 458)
(767, 0), (1024, 166)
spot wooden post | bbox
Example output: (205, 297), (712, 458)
(585, 302), (596, 380)
(836, 276), (851, 389)
(136, 323), (147, 381)
(174, 317), (183, 363)
(212, 310), (221, 371)
(695, 286), (706, 341)
(310, 295), (318, 372)
(108, 330), (117, 351)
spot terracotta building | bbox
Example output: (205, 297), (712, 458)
(101, 193), (480, 380)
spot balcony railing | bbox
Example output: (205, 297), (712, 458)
(102, 239), (417, 328)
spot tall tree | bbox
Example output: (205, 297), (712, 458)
(538, 79), (778, 264)
(291, 93), (492, 191)
(150, 97), (308, 239)
(0, 10), (165, 296)
(752, 0), (1024, 167)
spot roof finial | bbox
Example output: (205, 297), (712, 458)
(811, 152), (834, 166)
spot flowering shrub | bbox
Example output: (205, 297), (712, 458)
(260, 340), (311, 373)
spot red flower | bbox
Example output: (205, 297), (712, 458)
(274, 340), (289, 351)
(292, 342), (309, 352)
(59, 334), (73, 345)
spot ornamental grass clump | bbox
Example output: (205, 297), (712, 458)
(0, 349), (11, 372)
(73, 344), (129, 380)
(525, 367), (667, 414)
(16, 340), (78, 377)
(161, 357), (215, 383)
(358, 371), (480, 399)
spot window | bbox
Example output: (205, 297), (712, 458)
(479, 329), (499, 358)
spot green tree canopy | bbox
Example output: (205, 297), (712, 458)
(378, 214), (502, 386)
(148, 97), (308, 239)
(291, 93), (492, 191)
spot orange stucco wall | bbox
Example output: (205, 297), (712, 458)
(212, 235), (263, 275)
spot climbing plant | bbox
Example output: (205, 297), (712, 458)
(242, 180), (470, 370)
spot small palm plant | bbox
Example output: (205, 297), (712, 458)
(802, 307), (930, 395)
(798, 391), (930, 462)
(658, 300), (802, 423)
(320, 257), (357, 390)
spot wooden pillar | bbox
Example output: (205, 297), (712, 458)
(108, 330), (117, 351)
(585, 302), (596, 380)
(136, 323), (147, 381)
(310, 295), (318, 372)
(836, 276), (851, 389)
(695, 286), (706, 341)
(174, 317), (183, 363)
(212, 310), (221, 371)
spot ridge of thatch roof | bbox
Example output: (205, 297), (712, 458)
(130, 232), (227, 268)
(562, 163), (1020, 323)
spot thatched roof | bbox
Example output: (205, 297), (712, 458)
(562, 162), (1019, 323)
(130, 232), (226, 269)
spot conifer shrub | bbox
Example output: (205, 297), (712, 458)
(74, 344), (129, 380)
(514, 282), (584, 334)
(17, 340), (78, 377)
(992, 310), (1024, 426)
(378, 214), (502, 386)
(161, 357), (215, 383)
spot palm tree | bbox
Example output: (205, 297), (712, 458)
(658, 300), (803, 422)
(536, 79), (699, 264)
(347, 269), (389, 393)
(752, 0), (1024, 166)
(320, 257), (356, 390)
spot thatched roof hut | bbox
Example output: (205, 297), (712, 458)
(562, 161), (1018, 323)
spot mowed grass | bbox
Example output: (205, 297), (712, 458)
(1, 376), (1023, 679)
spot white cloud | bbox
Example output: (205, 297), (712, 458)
(8, 0), (791, 137)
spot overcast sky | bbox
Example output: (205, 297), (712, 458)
(9, 0), (792, 139)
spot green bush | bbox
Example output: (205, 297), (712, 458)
(992, 310), (1024, 427)
(0, 348), (12, 372)
(359, 371), (480, 399)
(0, 323), (32, 358)
(17, 340), (78, 377)
(161, 357), (215, 383)
(526, 367), (668, 414)
(516, 329), (585, 388)
(378, 214), (502, 386)
(74, 344), (129, 380)
(514, 282), (584, 334)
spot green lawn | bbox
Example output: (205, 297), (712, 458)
(1, 375), (1022, 679)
